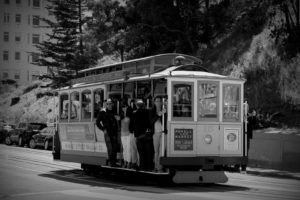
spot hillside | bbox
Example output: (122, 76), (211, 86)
(0, 81), (58, 125)
(0, 1), (299, 127)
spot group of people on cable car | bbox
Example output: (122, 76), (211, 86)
(96, 97), (167, 172)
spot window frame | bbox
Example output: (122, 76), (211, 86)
(197, 80), (219, 122)
(70, 91), (80, 121)
(32, 34), (40, 44)
(15, 51), (21, 61)
(15, 32), (21, 42)
(4, 32), (9, 42)
(4, 13), (10, 24)
(31, 52), (39, 63)
(3, 72), (9, 79)
(32, 15), (39, 26)
(93, 88), (104, 119)
(222, 83), (241, 123)
(81, 89), (92, 121)
(32, 0), (40, 8)
(59, 93), (69, 121)
(15, 14), (21, 24)
(171, 81), (194, 121)
(3, 51), (9, 61)
(14, 71), (20, 80)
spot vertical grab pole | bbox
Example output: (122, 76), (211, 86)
(53, 92), (56, 152)
(243, 101), (249, 156)
(161, 98), (165, 157)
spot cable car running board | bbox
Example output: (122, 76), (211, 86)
(172, 171), (228, 184)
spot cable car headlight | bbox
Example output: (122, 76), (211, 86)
(204, 134), (212, 144)
(227, 132), (237, 142)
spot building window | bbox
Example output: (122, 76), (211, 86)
(28, 15), (30, 25)
(3, 51), (9, 61)
(15, 32), (21, 42)
(14, 72), (20, 80)
(4, 13), (10, 24)
(15, 14), (21, 23)
(28, 0), (30, 6)
(15, 52), (21, 60)
(32, 74), (39, 81)
(16, 0), (21, 5)
(32, 34), (40, 44)
(32, 15), (39, 26)
(4, 32), (9, 42)
(33, 0), (40, 7)
(3, 72), (9, 79)
(5, 0), (10, 4)
(32, 52), (39, 63)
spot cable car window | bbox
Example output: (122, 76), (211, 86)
(153, 79), (167, 98)
(124, 82), (135, 105)
(198, 82), (218, 120)
(137, 81), (151, 101)
(223, 84), (241, 122)
(94, 88), (104, 119)
(70, 91), (80, 120)
(108, 83), (122, 100)
(81, 90), (91, 120)
(172, 83), (193, 119)
(60, 93), (69, 120)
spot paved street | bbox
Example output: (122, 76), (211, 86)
(0, 144), (299, 200)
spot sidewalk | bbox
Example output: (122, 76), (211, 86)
(245, 167), (300, 180)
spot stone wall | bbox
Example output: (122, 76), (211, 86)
(248, 128), (300, 172)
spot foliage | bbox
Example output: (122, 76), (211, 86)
(202, 0), (270, 72)
(86, 0), (126, 60)
(87, 0), (211, 59)
(269, 0), (300, 58)
(23, 82), (40, 94)
(35, 0), (100, 88)
(244, 53), (300, 124)
(1, 79), (17, 85)
(87, 0), (273, 63)
(278, 55), (300, 106)
(10, 97), (20, 106)
(36, 91), (55, 99)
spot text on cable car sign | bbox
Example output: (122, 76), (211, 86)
(174, 128), (193, 151)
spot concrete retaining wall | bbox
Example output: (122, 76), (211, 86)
(248, 128), (300, 172)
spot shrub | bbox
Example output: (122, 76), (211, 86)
(36, 91), (54, 99)
(23, 83), (40, 94)
(1, 79), (17, 85)
(10, 97), (20, 106)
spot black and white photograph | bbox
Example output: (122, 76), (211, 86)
(0, 0), (299, 200)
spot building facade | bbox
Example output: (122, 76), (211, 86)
(0, 0), (52, 85)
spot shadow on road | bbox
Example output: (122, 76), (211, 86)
(39, 169), (250, 194)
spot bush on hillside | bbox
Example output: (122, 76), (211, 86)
(23, 82), (40, 94)
(36, 91), (54, 99)
(10, 97), (20, 106)
(245, 54), (300, 128)
(1, 79), (17, 85)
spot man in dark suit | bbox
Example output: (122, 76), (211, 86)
(96, 98), (119, 167)
(130, 99), (153, 171)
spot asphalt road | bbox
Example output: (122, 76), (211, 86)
(0, 144), (299, 200)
